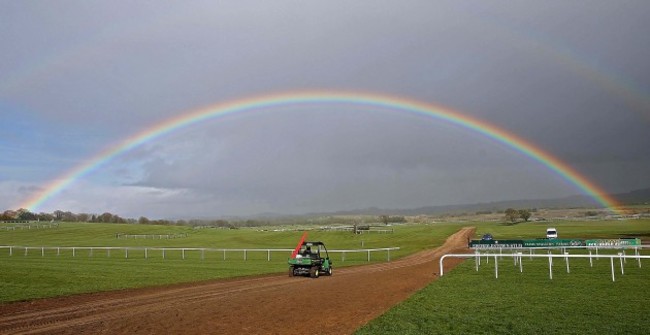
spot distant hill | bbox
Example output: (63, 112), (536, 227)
(614, 188), (650, 205)
(300, 187), (650, 217)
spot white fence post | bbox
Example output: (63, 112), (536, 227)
(619, 253), (624, 275)
(565, 252), (570, 273)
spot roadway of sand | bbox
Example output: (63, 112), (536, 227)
(0, 227), (475, 335)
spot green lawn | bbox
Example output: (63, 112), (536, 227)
(356, 219), (650, 335)
(0, 221), (464, 302)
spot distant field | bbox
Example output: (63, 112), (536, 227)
(2, 219), (649, 307)
(356, 219), (650, 335)
(0, 222), (463, 302)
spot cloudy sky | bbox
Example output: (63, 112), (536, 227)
(1, 1), (649, 218)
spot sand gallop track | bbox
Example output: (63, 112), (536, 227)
(0, 227), (475, 335)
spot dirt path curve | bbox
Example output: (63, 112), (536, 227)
(0, 227), (475, 335)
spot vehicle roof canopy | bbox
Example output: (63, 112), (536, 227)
(302, 241), (326, 246)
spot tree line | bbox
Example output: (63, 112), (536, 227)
(1, 208), (409, 229)
(504, 208), (533, 223)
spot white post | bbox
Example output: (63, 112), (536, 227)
(125, 248), (129, 259)
(244, 250), (247, 261)
(619, 253), (624, 275)
(163, 248), (166, 259)
(9, 246), (12, 256)
(267, 250), (270, 261)
(518, 252), (523, 273)
(145, 248), (148, 259)
(589, 250), (593, 267)
(107, 249), (110, 257)
(73, 247), (76, 257)
(57, 247), (60, 256)
(565, 252), (570, 273)
(182, 248), (185, 260)
(494, 255), (498, 279)
(475, 252), (479, 271)
(223, 249), (226, 260)
(367, 250), (371, 262)
(636, 248), (642, 268)
(611, 257), (615, 282)
(387, 249), (390, 261)
(548, 254), (553, 280)
(42, 247), (44, 257)
(24, 247), (28, 256)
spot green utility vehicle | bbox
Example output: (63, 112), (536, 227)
(288, 241), (333, 278)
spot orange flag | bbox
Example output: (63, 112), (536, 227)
(290, 231), (308, 259)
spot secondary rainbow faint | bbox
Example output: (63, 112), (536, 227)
(18, 90), (622, 213)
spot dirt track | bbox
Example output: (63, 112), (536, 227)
(0, 227), (474, 335)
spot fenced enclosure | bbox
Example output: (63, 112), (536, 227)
(0, 245), (399, 262)
(0, 224), (59, 230)
(115, 233), (189, 239)
(440, 248), (649, 282)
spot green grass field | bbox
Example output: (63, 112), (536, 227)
(3, 218), (650, 335)
(0, 221), (462, 302)
(356, 219), (650, 335)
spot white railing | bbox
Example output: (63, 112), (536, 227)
(439, 251), (650, 282)
(470, 245), (648, 251)
(0, 246), (399, 262)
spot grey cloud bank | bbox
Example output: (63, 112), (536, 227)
(1, 1), (648, 218)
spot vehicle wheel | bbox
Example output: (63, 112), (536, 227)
(289, 266), (294, 277)
(310, 266), (319, 278)
(326, 266), (332, 276)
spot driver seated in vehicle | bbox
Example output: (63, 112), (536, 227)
(302, 246), (312, 256)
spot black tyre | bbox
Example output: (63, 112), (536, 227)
(309, 266), (319, 278)
(326, 266), (332, 276)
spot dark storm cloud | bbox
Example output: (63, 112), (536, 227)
(1, 1), (648, 217)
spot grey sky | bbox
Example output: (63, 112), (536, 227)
(1, 1), (649, 218)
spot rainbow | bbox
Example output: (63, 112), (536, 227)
(19, 90), (622, 213)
